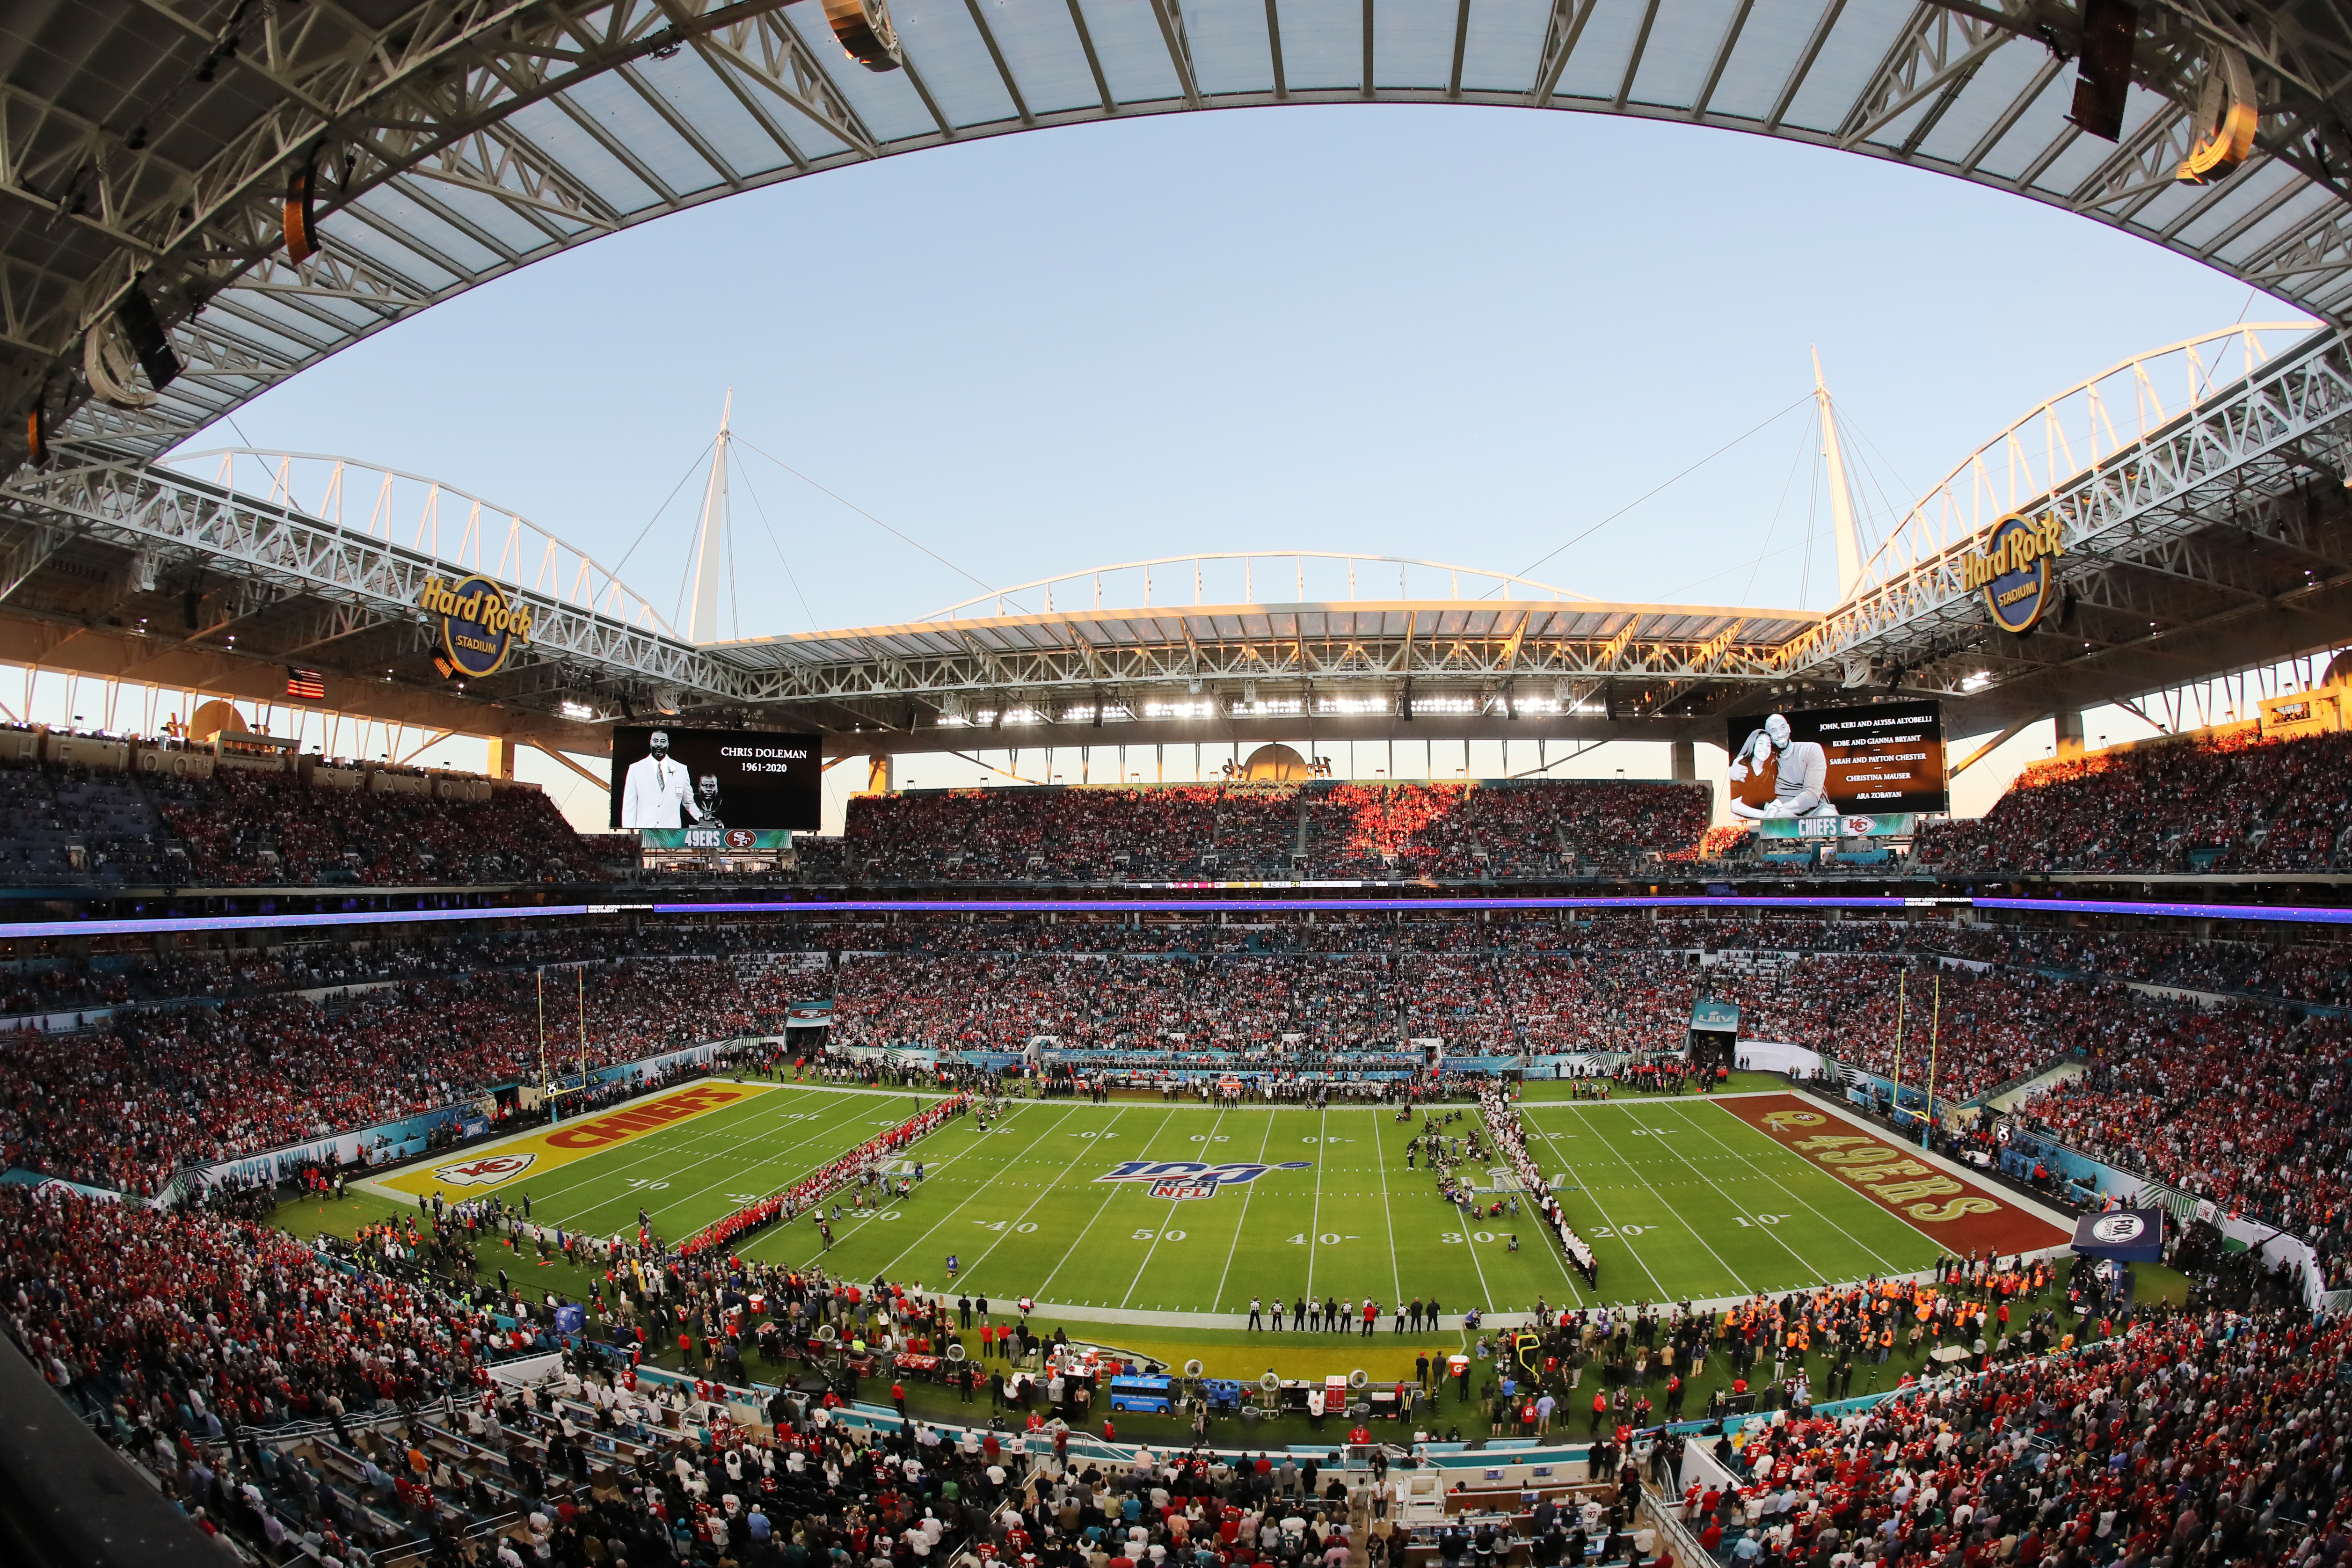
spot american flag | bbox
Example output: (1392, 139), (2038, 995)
(285, 667), (326, 700)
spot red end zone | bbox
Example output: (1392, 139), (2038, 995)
(1717, 1093), (2069, 1258)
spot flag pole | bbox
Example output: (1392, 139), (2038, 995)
(1889, 970), (1907, 1125)
(1922, 972), (1941, 1150)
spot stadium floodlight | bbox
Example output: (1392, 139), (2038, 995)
(560, 700), (595, 720)
(1961, 671), (1993, 692)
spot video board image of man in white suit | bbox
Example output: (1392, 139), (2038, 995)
(620, 729), (700, 829)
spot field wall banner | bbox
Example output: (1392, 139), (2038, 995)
(190, 1104), (472, 1194)
(951, 1051), (1029, 1071)
(2002, 1141), (2333, 1309)
(1734, 1041), (1828, 1077)
(1, 1167), (136, 1204)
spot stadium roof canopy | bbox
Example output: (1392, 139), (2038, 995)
(10, 0), (2352, 467)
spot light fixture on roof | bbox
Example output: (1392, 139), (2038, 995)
(822, 0), (903, 70)
(1960, 671), (1992, 693)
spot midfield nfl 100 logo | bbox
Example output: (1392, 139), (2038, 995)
(1094, 1159), (1311, 1201)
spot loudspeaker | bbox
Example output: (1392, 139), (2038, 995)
(285, 156), (321, 264)
(113, 282), (181, 393)
(2069, 0), (2138, 140)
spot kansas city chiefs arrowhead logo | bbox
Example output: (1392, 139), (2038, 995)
(433, 1152), (536, 1187)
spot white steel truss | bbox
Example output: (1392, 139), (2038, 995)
(17, 0), (2352, 467)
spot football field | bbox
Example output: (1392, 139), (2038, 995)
(366, 1082), (2067, 1319)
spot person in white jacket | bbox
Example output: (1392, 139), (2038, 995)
(620, 730), (699, 828)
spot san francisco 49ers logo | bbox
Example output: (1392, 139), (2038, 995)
(723, 828), (757, 850)
(433, 1152), (536, 1187)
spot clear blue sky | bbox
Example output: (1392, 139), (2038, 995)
(175, 103), (2294, 830)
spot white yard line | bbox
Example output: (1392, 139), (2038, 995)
(1305, 1106), (1329, 1298)
(952, 1103), (1144, 1288)
(1033, 1106), (1182, 1301)
(1121, 1102), (1228, 1308)
(870, 1102), (1078, 1276)
(1597, 1111), (1779, 1295)
(1662, 1101), (1911, 1274)
(1371, 1108), (1403, 1304)
(1210, 1110), (1279, 1315)
(631, 1102), (902, 1232)
(1520, 1110), (1672, 1301)
(1473, 1107), (1587, 1311)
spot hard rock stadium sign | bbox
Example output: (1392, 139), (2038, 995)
(1959, 512), (2068, 635)
(418, 574), (535, 680)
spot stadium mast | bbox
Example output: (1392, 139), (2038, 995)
(1813, 348), (1864, 604)
(685, 391), (734, 643)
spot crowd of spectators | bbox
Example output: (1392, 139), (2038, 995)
(0, 919), (790, 1019)
(2011, 998), (2352, 1265)
(827, 939), (2129, 1101)
(1917, 725), (2352, 874)
(0, 955), (779, 1196)
(158, 766), (608, 885)
(822, 778), (1714, 884)
(1688, 1297), (2346, 1568)
(1302, 779), (1709, 878)
(0, 751), (609, 887)
(840, 784), (1300, 882)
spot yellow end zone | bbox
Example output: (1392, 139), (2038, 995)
(370, 1079), (781, 1202)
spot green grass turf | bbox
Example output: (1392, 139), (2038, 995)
(284, 1077), (2177, 1447)
(364, 1079), (945, 1251)
(353, 1087), (1953, 1314)
(724, 1096), (1948, 1312)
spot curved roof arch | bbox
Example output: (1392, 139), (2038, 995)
(10, 0), (2352, 467)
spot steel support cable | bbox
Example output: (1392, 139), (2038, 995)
(1491, 394), (1813, 593)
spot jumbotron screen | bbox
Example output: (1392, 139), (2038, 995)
(1725, 701), (1947, 820)
(608, 727), (822, 832)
